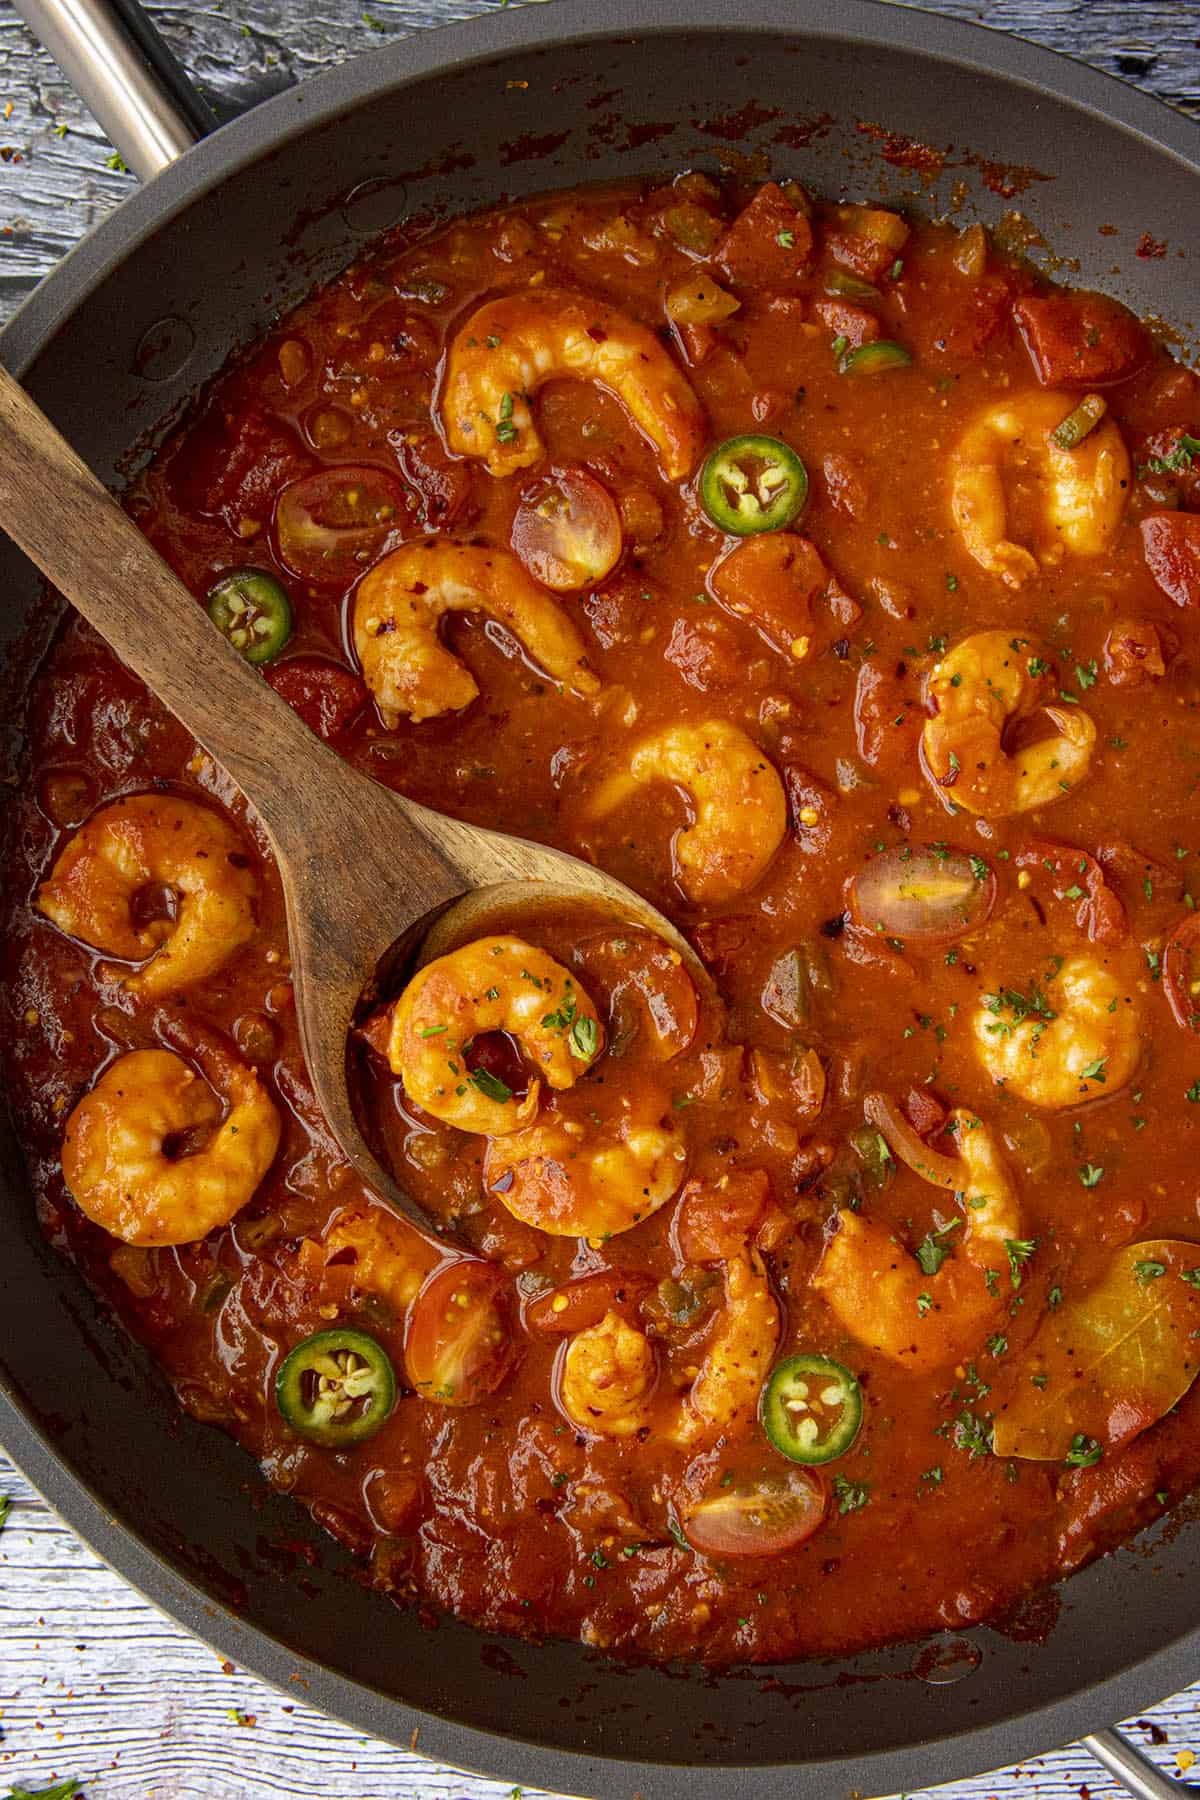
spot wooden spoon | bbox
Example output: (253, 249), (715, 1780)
(0, 366), (697, 1234)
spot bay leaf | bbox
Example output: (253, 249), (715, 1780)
(991, 1239), (1200, 1461)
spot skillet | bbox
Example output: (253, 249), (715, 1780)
(0, 3), (1198, 1795)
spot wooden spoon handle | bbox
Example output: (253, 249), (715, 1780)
(0, 362), (338, 830)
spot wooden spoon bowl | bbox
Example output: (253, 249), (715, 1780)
(0, 365), (700, 1238)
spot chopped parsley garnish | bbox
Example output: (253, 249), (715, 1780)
(495, 391), (519, 444)
(1004, 1237), (1037, 1289)
(1078, 1164), (1105, 1188)
(952, 1409), (993, 1459)
(468, 1066), (513, 1104)
(570, 1014), (599, 1059)
(915, 1218), (961, 1276)
(832, 1475), (870, 1514)
(1079, 1057), (1108, 1084)
(1065, 1433), (1103, 1468)
(980, 985), (1056, 1039)
(667, 1517), (691, 1552)
(1143, 432), (1200, 474)
(776, 228), (796, 249)
(1134, 1259), (1167, 1285)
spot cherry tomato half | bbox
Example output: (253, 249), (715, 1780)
(274, 465), (406, 583)
(849, 844), (995, 948)
(404, 1258), (514, 1407)
(683, 1465), (826, 1558)
(510, 466), (623, 592)
(1163, 912), (1200, 1033)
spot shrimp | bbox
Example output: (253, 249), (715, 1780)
(62, 1044), (281, 1246)
(37, 793), (258, 998)
(814, 1096), (1022, 1371)
(557, 1310), (657, 1438)
(974, 952), (1141, 1107)
(440, 289), (706, 481)
(482, 1091), (687, 1237)
(922, 630), (1096, 816)
(387, 936), (604, 1134)
(586, 721), (787, 904)
(353, 539), (599, 726)
(950, 391), (1130, 586)
(314, 1199), (439, 1313)
(558, 1250), (777, 1445)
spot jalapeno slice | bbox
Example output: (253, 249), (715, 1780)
(275, 1326), (396, 1447)
(207, 567), (293, 665)
(700, 434), (808, 536)
(760, 1353), (863, 1465)
(839, 341), (913, 376)
(1051, 392), (1107, 451)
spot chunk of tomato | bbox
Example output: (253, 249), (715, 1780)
(713, 183), (813, 290)
(510, 466), (623, 592)
(404, 1258), (514, 1407)
(1141, 513), (1200, 608)
(673, 1169), (771, 1264)
(1014, 292), (1150, 388)
(265, 656), (368, 741)
(709, 534), (827, 657)
(683, 1464), (826, 1558)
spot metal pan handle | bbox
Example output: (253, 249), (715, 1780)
(9, 0), (216, 180)
(1084, 1726), (1197, 1799)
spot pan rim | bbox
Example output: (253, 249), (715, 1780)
(2, 1), (1199, 1794)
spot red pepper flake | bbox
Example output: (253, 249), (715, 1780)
(1137, 231), (1167, 259)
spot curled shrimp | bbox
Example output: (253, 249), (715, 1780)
(353, 539), (599, 726)
(922, 630), (1096, 816)
(814, 1096), (1022, 1371)
(62, 1043), (281, 1246)
(586, 721), (787, 904)
(482, 1088), (687, 1237)
(314, 1199), (439, 1313)
(974, 952), (1141, 1107)
(441, 289), (706, 481)
(37, 793), (258, 998)
(950, 392), (1130, 586)
(387, 936), (604, 1134)
(557, 1309), (656, 1438)
(558, 1250), (777, 1445)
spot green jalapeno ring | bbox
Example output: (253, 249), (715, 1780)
(699, 433), (808, 536)
(275, 1325), (396, 1448)
(207, 567), (293, 665)
(838, 340), (913, 377)
(760, 1352), (864, 1465)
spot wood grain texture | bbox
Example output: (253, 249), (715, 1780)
(1, 1), (1199, 1795)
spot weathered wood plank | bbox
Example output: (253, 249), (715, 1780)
(1, 2), (1200, 1795)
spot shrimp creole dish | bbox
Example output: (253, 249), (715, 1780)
(6, 172), (1200, 1666)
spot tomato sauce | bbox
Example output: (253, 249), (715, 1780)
(5, 171), (1200, 1665)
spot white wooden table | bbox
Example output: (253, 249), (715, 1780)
(1, 1), (1200, 1794)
